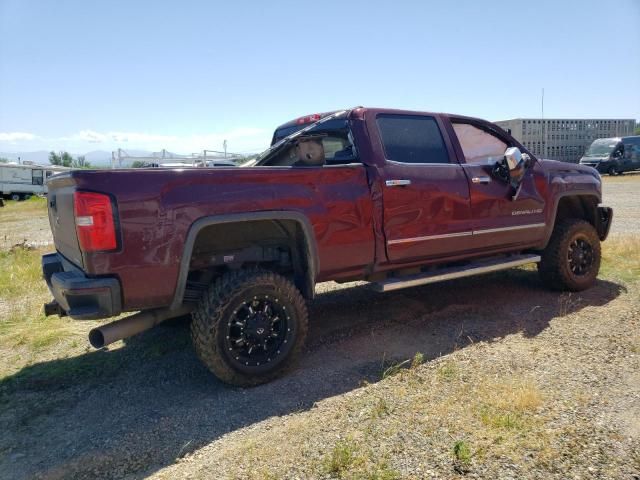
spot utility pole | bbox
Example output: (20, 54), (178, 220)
(541, 88), (546, 158)
(223, 140), (227, 158)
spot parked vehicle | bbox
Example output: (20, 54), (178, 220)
(0, 162), (69, 200)
(579, 136), (640, 175)
(42, 107), (613, 386)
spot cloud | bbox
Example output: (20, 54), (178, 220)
(0, 127), (272, 154)
(0, 132), (38, 142)
(67, 128), (269, 153)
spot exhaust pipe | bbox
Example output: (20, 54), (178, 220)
(89, 306), (193, 349)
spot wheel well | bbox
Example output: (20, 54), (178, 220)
(186, 219), (314, 300)
(554, 195), (599, 228)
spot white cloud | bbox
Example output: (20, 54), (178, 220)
(0, 132), (38, 142)
(0, 127), (272, 154)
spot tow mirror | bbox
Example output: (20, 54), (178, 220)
(501, 147), (529, 201)
(504, 147), (526, 184)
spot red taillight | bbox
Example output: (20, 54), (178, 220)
(74, 191), (117, 252)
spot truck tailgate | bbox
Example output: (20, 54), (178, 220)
(47, 173), (84, 268)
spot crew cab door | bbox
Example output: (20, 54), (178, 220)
(447, 119), (546, 250)
(375, 113), (473, 263)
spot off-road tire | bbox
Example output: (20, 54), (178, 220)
(191, 269), (308, 386)
(538, 219), (601, 291)
(608, 166), (618, 176)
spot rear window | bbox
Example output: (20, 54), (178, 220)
(376, 114), (449, 164)
(272, 118), (351, 145)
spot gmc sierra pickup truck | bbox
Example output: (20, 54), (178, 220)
(42, 107), (613, 386)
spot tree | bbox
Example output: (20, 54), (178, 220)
(49, 151), (73, 167)
(635, 122), (640, 136)
(0, 157), (9, 163)
(131, 160), (147, 168)
(72, 155), (91, 168)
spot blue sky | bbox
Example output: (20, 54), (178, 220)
(1, 0), (639, 155)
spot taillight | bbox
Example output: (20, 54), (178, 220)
(74, 191), (117, 252)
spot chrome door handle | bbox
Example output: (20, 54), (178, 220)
(385, 179), (412, 187)
(471, 176), (491, 184)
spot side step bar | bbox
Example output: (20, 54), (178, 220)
(371, 254), (541, 293)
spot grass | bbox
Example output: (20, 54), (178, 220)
(1, 203), (638, 477)
(0, 196), (49, 250)
(322, 438), (400, 480)
(599, 234), (640, 284)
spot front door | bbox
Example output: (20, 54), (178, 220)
(448, 121), (546, 250)
(376, 113), (473, 263)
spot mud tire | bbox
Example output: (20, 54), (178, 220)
(191, 270), (308, 386)
(538, 219), (601, 291)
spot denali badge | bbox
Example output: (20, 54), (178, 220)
(512, 208), (543, 216)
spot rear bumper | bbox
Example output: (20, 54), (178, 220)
(596, 205), (613, 241)
(42, 253), (122, 320)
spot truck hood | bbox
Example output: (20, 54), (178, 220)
(537, 158), (600, 178)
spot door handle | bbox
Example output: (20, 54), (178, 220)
(471, 176), (491, 184)
(386, 179), (412, 187)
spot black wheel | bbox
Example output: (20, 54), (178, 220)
(191, 270), (308, 386)
(608, 166), (618, 176)
(538, 219), (601, 291)
(10, 193), (20, 201)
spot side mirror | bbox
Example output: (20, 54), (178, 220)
(504, 147), (526, 184)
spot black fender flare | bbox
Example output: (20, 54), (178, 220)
(542, 190), (602, 247)
(169, 211), (319, 310)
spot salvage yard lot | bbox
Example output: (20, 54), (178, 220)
(0, 174), (639, 479)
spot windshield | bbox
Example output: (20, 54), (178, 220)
(584, 139), (619, 157)
(253, 109), (349, 165)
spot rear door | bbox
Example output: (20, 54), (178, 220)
(375, 113), (473, 263)
(447, 119), (546, 250)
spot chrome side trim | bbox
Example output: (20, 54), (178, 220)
(387, 223), (545, 245)
(472, 223), (546, 235)
(387, 231), (472, 245)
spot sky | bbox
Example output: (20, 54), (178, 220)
(1, 0), (639, 156)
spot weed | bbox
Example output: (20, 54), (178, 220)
(370, 397), (390, 418)
(410, 351), (424, 368)
(437, 361), (458, 381)
(453, 440), (472, 464)
(324, 438), (360, 475)
(381, 359), (410, 379)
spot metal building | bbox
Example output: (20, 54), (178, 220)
(495, 118), (635, 163)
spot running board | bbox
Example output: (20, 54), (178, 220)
(371, 254), (541, 293)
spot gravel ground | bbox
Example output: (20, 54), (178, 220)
(602, 172), (640, 234)
(0, 175), (638, 479)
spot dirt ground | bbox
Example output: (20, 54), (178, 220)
(0, 174), (639, 479)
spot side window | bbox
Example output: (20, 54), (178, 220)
(453, 123), (507, 164)
(376, 114), (450, 164)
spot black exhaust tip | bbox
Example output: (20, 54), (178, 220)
(88, 329), (106, 349)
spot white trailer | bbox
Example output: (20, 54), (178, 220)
(0, 163), (70, 200)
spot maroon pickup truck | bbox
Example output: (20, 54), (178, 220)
(42, 107), (612, 385)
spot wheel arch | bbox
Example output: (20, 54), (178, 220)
(170, 211), (319, 310)
(543, 191), (601, 246)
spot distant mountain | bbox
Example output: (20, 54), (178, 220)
(0, 151), (52, 164)
(0, 149), (176, 167)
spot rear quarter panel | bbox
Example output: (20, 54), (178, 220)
(74, 166), (374, 311)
